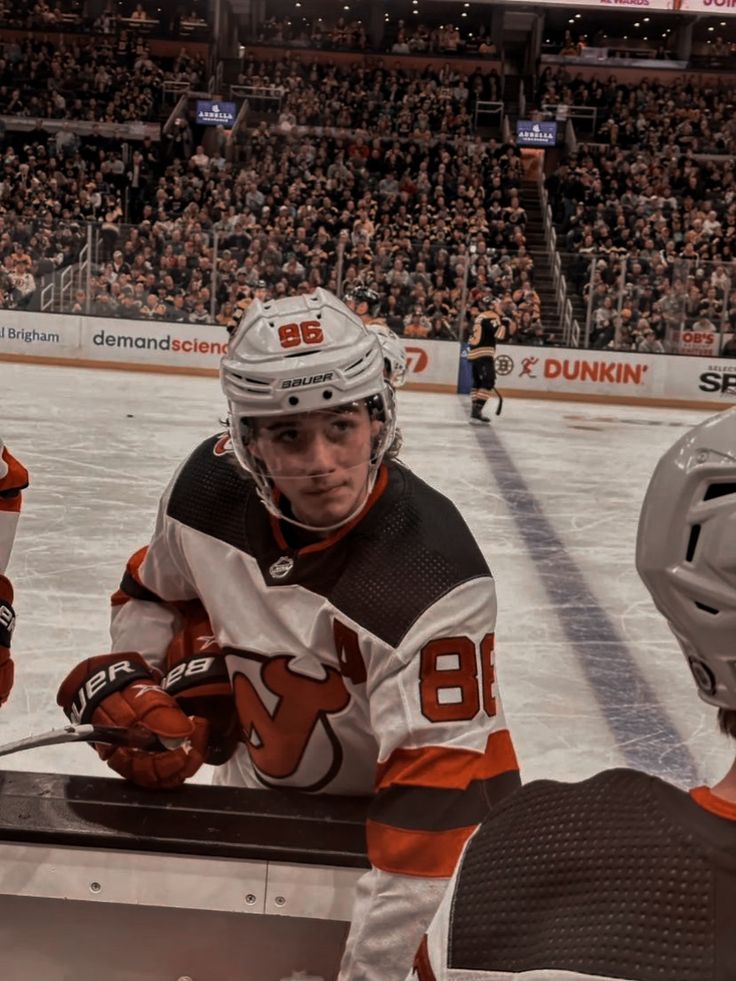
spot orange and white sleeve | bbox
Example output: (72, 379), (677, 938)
(110, 477), (198, 670)
(0, 441), (29, 575)
(339, 576), (520, 981)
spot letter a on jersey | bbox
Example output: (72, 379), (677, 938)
(232, 653), (351, 792)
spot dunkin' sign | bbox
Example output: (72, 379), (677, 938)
(498, 351), (651, 390)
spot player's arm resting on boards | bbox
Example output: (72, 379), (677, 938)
(0, 440), (29, 706)
(57, 480), (234, 787)
(339, 576), (520, 981)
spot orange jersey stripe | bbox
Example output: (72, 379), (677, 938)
(375, 729), (518, 793)
(366, 818), (475, 877)
(110, 545), (150, 606)
(413, 934), (438, 981)
(0, 449), (28, 513)
(0, 496), (22, 514)
(690, 785), (736, 821)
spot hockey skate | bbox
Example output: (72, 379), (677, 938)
(470, 402), (490, 424)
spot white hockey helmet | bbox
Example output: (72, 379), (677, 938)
(368, 323), (408, 389)
(220, 288), (397, 525)
(636, 407), (736, 709)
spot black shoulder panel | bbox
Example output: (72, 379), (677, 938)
(329, 465), (492, 647)
(165, 448), (491, 649)
(449, 768), (736, 981)
(166, 434), (258, 554)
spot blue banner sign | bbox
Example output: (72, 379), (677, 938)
(515, 120), (558, 147)
(196, 100), (236, 127)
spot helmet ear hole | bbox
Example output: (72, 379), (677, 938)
(686, 525), (701, 562)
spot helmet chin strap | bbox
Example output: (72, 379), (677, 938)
(257, 465), (381, 535)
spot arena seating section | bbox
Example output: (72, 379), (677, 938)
(0, 6), (735, 355)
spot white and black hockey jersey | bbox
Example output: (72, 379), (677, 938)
(110, 434), (521, 980)
(409, 767), (736, 981)
(0, 440), (28, 574)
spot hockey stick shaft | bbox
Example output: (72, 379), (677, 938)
(0, 724), (161, 759)
(494, 388), (504, 415)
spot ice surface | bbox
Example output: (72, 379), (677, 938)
(0, 360), (730, 788)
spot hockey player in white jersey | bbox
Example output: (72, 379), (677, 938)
(369, 322), (408, 389)
(57, 289), (520, 980)
(0, 439), (28, 706)
(346, 286), (408, 389)
(408, 407), (736, 981)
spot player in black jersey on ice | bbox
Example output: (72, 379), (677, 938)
(409, 406), (736, 981)
(467, 311), (499, 424)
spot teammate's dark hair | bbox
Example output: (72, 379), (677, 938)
(718, 708), (736, 741)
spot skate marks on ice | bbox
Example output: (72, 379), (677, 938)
(467, 397), (728, 788)
(0, 365), (729, 786)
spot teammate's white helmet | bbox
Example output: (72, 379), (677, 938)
(369, 323), (408, 389)
(636, 407), (736, 709)
(220, 288), (397, 522)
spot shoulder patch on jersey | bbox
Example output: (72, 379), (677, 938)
(166, 434), (258, 554)
(329, 464), (491, 647)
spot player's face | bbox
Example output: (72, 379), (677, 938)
(250, 404), (381, 531)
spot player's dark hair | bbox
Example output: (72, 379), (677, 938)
(717, 708), (736, 741)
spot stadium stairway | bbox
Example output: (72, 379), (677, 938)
(519, 180), (563, 342)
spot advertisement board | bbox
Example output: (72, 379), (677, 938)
(87, 320), (229, 369)
(3, 310), (736, 406)
(195, 101), (237, 127)
(494, 345), (736, 407)
(673, 330), (720, 358)
(0, 310), (82, 359)
(515, 120), (558, 147)
(677, 0), (736, 11)
(0, 312), (460, 391)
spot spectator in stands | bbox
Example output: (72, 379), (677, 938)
(637, 325), (666, 354)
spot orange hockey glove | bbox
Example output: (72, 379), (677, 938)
(162, 603), (241, 765)
(0, 575), (15, 706)
(57, 651), (209, 789)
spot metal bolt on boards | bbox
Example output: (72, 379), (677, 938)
(89, 881), (102, 893)
(274, 895), (287, 907)
(245, 893), (257, 905)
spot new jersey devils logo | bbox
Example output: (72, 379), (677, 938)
(232, 653), (351, 792)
